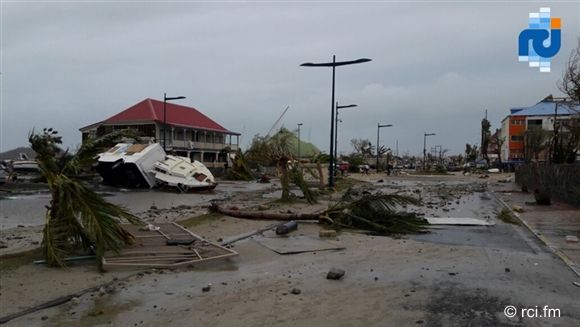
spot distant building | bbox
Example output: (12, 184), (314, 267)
(79, 98), (240, 168)
(500, 95), (579, 162)
(0, 147), (36, 161)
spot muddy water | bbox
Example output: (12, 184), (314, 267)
(0, 181), (275, 229)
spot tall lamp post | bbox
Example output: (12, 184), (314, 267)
(423, 132), (436, 171)
(163, 93), (186, 151)
(297, 123), (303, 160)
(300, 56), (371, 188)
(376, 123), (393, 172)
(335, 103), (357, 163)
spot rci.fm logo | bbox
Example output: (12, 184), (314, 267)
(518, 7), (561, 72)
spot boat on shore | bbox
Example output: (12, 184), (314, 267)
(96, 143), (165, 188)
(153, 155), (217, 192)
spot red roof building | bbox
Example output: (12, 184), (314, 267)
(80, 98), (240, 166)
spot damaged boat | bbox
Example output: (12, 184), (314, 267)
(153, 155), (217, 192)
(96, 143), (165, 188)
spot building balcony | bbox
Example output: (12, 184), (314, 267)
(167, 140), (239, 152)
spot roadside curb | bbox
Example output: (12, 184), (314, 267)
(490, 191), (580, 278)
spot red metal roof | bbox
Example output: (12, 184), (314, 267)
(99, 98), (238, 135)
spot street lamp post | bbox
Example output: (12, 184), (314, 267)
(376, 123), (393, 172)
(423, 132), (436, 171)
(297, 123), (303, 160)
(301, 56), (371, 188)
(163, 93), (186, 151)
(335, 103), (357, 164)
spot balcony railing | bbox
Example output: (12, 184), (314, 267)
(168, 140), (239, 152)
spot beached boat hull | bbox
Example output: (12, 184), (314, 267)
(96, 143), (165, 188)
(153, 155), (217, 192)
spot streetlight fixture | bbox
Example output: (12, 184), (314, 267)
(335, 103), (357, 163)
(300, 56), (371, 188)
(163, 93), (186, 151)
(376, 123), (393, 172)
(423, 132), (436, 171)
(297, 123), (303, 160)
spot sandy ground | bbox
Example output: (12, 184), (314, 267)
(1, 173), (580, 326)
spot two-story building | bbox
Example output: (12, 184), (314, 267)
(79, 98), (240, 168)
(500, 96), (578, 162)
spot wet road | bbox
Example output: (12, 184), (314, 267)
(0, 181), (274, 229)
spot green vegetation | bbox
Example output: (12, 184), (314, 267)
(325, 189), (427, 235)
(497, 208), (520, 225)
(224, 149), (254, 181)
(246, 128), (318, 203)
(29, 128), (142, 269)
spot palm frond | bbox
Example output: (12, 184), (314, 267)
(325, 189), (427, 235)
(30, 128), (143, 268)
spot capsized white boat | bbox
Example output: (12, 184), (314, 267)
(96, 143), (165, 188)
(153, 155), (217, 192)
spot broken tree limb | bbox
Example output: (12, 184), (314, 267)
(210, 203), (320, 221)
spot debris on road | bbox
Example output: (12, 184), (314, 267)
(253, 235), (344, 255)
(325, 189), (428, 235)
(512, 205), (524, 213)
(565, 235), (579, 243)
(326, 268), (345, 280)
(102, 223), (238, 268)
(275, 221), (298, 235)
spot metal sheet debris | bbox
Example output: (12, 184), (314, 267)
(253, 234), (345, 255)
(102, 223), (238, 268)
(425, 217), (495, 226)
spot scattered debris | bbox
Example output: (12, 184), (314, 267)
(498, 177), (513, 183)
(497, 208), (520, 225)
(512, 205), (524, 213)
(102, 223), (238, 268)
(487, 168), (500, 173)
(275, 221), (298, 235)
(253, 235), (344, 255)
(565, 235), (579, 243)
(290, 288), (301, 295)
(210, 202), (319, 221)
(326, 268), (345, 280)
(202, 284), (212, 292)
(325, 189), (428, 235)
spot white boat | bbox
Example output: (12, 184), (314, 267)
(96, 143), (165, 188)
(10, 152), (40, 173)
(153, 155), (217, 192)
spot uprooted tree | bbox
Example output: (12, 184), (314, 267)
(212, 188), (427, 235)
(29, 128), (142, 268)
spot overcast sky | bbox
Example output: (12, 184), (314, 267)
(1, 1), (579, 157)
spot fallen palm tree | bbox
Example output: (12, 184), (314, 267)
(211, 188), (427, 235)
(325, 189), (428, 235)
